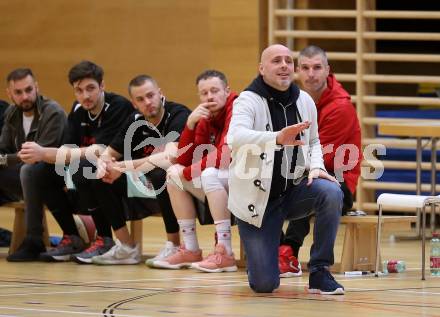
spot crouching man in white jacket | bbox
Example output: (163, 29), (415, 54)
(227, 44), (344, 295)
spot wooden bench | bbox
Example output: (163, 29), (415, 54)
(5, 201), (414, 273)
(4, 202), (50, 254)
(2, 201), (143, 255)
(237, 215), (417, 272)
(324, 215), (416, 273)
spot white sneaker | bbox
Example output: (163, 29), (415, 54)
(91, 240), (141, 265)
(145, 241), (179, 268)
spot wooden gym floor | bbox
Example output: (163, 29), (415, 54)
(0, 208), (439, 317)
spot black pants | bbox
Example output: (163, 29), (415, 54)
(39, 163), (79, 236)
(92, 165), (179, 234)
(70, 160), (113, 237)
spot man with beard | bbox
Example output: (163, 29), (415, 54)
(0, 68), (67, 261)
(89, 74), (190, 265)
(18, 61), (134, 262)
(278, 45), (362, 278)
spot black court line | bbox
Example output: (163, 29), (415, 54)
(102, 291), (173, 317)
(2, 277), (440, 297)
(0, 278), (166, 292)
(2, 277), (440, 315)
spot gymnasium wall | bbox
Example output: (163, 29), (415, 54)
(0, 0), (261, 110)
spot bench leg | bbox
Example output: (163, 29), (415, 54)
(9, 207), (50, 255)
(340, 223), (379, 273)
(10, 207), (26, 255)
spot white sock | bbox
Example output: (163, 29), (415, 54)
(215, 219), (232, 255)
(178, 219), (199, 251)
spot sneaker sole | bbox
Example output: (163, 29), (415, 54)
(153, 261), (195, 269)
(39, 254), (71, 262)
(145, 259), (164, 268)
(6, 257), (40, 262)
(307, 287), (345, 295)
(280, 270), (303, 278)
(191, 264), (238, 273)
(92, 258), (140, 265)
(71, 256), (93, 264)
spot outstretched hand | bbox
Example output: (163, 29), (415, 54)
(276, 121), (311, 146)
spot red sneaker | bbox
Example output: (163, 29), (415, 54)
(279, 245), (302, 277)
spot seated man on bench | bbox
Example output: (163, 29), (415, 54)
(1, 68), (66, 262)
(91, 74), (191, 265)
(154, 70), (238, 273)
(279, 45), (362, 277)
(19, 61), (134, 262)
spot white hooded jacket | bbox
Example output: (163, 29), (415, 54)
(227, 88), (325, 228)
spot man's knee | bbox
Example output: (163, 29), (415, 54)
(148, 167), (166, 187)
(166, 164), (185, 190)
(316, 180), (343, 207)
(200, 167), (227, 193)
(20, 163), (44, 182)
(250, 277), (279, 293)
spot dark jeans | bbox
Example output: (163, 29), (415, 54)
(0, 162), (47, 238)
(237, 178), (342, 293)
(282, 182), (353, 255)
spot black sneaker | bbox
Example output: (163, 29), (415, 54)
(308, 268), (345, 295)
(6, 236), (46, 262)
(39, 234), (85, 262)
(71, 236), (115, 264)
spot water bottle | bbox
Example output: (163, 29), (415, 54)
(430, 233), (440, 276)
(383, 260), (406, 273)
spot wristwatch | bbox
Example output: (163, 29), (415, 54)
(0, 154), (7, 166)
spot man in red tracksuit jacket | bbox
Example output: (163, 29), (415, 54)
(154, 69), (239, 273)
(279, 45), (362, 277)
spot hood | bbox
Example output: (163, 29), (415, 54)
(245, 75), (300, 102)
(317, 74), (352, 111)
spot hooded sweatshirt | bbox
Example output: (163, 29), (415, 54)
(245, 75), (302, 199)
(178, 92), (238, 181)
(316, 74), (361, 194)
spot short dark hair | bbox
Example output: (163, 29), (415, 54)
(6, 68), (34, 83)
(195, 69), (228, 87)
(127, 74), (157, 95)
(68, 61), (104, 86)
(298, 45), (328, 66)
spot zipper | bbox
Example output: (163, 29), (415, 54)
(280, 102), (292, 192)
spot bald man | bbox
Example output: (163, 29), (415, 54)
(227, 44), (344, 294)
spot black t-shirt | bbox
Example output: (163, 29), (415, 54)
(64, 92), (134, 147)
(110, 101), (191, 159)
